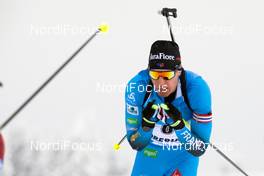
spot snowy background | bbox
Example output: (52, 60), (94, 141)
(0, 0), (264, 175)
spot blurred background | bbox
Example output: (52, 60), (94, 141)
(0, 0), (264, 175)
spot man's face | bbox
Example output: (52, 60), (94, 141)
(150, 70), (181, 97)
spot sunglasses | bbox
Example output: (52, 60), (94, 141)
(149, 70), (176, 80)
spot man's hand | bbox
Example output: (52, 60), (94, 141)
(142, 101), (159, 129)
(162, 103), (185, 130)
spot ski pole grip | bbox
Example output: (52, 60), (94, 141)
(161, 8), (177, 18)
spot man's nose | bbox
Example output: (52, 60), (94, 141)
(157, 77), (166, 84)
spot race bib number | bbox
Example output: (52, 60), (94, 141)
(151, 124), (181, 147)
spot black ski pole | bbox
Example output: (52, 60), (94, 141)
(209, 143), (249, 176)
(160, 8), (177, 42)
(114, 134), (127, 150)
(160, 8), (249, 176)
(0, 24), (109, 131)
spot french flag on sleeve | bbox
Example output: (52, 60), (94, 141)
(193, 112), (212, 123)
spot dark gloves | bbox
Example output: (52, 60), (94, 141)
(162, 103), (185, 130)
(142, 101), (159, 129)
